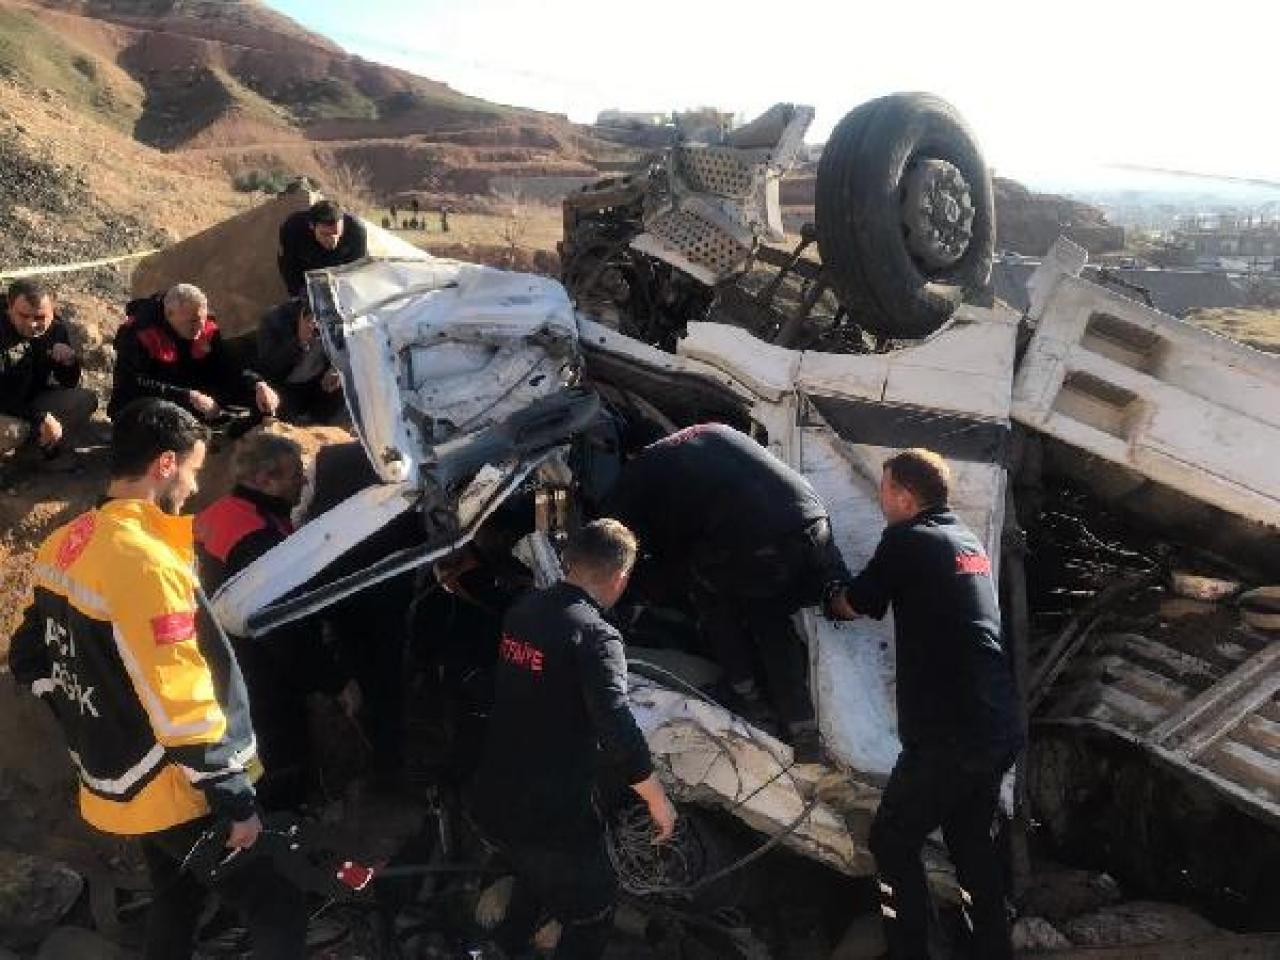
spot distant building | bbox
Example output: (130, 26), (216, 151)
(597, 109), (668, 130)
(1174, 214), (1280, 272)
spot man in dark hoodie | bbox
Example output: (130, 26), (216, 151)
(254, 298), (344, 425)
(605, 422), (851, 760)
(0, 279), (97, 460)
(109, 283), (279, 422)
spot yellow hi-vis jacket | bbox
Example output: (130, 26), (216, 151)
(9, 499), (261, 835)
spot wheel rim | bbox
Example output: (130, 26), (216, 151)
(900, 157), (975, 271)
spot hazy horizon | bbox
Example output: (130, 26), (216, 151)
(264, 0), (1280, 195)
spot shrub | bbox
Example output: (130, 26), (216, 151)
(233, 168), (293, 194)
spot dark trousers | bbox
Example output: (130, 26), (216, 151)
(278, 378), (345, 425)
(692, 518), (848, 729)
(494, 834), (616, 960)
(869, 742), (1017, 960)
(140, 817), (308, 960)
(0, 387), (98, 455)
(699, 595), (813, 727)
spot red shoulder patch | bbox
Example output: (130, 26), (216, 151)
(190, 317), (219, 360)
(151, 611), (196, 646)
(956, 552), (992, 576)
(136, 326), (177, 363)
(55, 513), (96, 570)
(194, 496), (267, 563)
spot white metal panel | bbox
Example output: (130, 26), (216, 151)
(798, 303), (1020, 422)
(1013, 267), (1280, 529)
(679, 322), (802, 402)
(210, 480), (418, 635)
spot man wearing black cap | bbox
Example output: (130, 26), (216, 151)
(277, 200), (369, 297)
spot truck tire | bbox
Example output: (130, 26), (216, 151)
(816, 93), (994, 339)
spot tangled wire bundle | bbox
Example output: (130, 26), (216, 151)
(606, 800), (707, 899)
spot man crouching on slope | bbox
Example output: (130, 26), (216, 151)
(9, 398), (307, 959)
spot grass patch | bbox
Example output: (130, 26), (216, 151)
(252, 76), (379, 123)
(377, 85), (515, 121)
(0, 8), (142, 132)
(134, 67), (291, 149)
(232, 168), (295, 194)
(1185, 307), (1280, 354)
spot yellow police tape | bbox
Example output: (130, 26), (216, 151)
(0, 248), (160, 281)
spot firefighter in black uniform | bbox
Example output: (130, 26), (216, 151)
(471, 519), (676, 960)
(829, 448), (1022, 960)
(605, 423), (850, 759)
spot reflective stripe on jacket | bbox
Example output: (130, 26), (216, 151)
(8, 499), (260, 835)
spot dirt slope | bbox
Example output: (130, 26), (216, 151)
(2, 0), (613, 207)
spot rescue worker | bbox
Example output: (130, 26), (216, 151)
(8, 398), (307, 959)
(828, 449), (1022, 960)
(470, 519), (676, 960)
(605, 423), (850, 760)
(195, 431), (360, 811)
(0, 279), (97, 462)
(254, 298), (344, 425)
(303, 441), (412, 788)
(108, 283), (280, 422)
(277, 199), (368, 297)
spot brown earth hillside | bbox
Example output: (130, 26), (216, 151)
(10, 0), (611, 204)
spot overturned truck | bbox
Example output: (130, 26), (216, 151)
(204, 95), (1278, 910)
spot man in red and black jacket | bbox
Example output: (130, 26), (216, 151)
(195, 431), (359, 811)
(109, 284), (280, 422)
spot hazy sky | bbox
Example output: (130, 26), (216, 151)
(264, 0), (1280, 187)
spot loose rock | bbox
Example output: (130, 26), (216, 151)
(0, 852), (84, 948)
(1012, 916), (1071, 950)
(1018, 864), (1122, 922)
(1063, 901), (1220, 946)
(36, 926), (121, 960)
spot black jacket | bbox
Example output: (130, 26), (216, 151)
(277, 212), (368, 296)
(606, 423), (832, 590)
(195, 485), (349, 698)
(255, 300), (330, 386)
(108, 294), (260, 419)
(0, 299), (82, 424)
(844, 507), (1021, 749)
(473, 581), (653, 842)
(194, 486), (348, 792)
